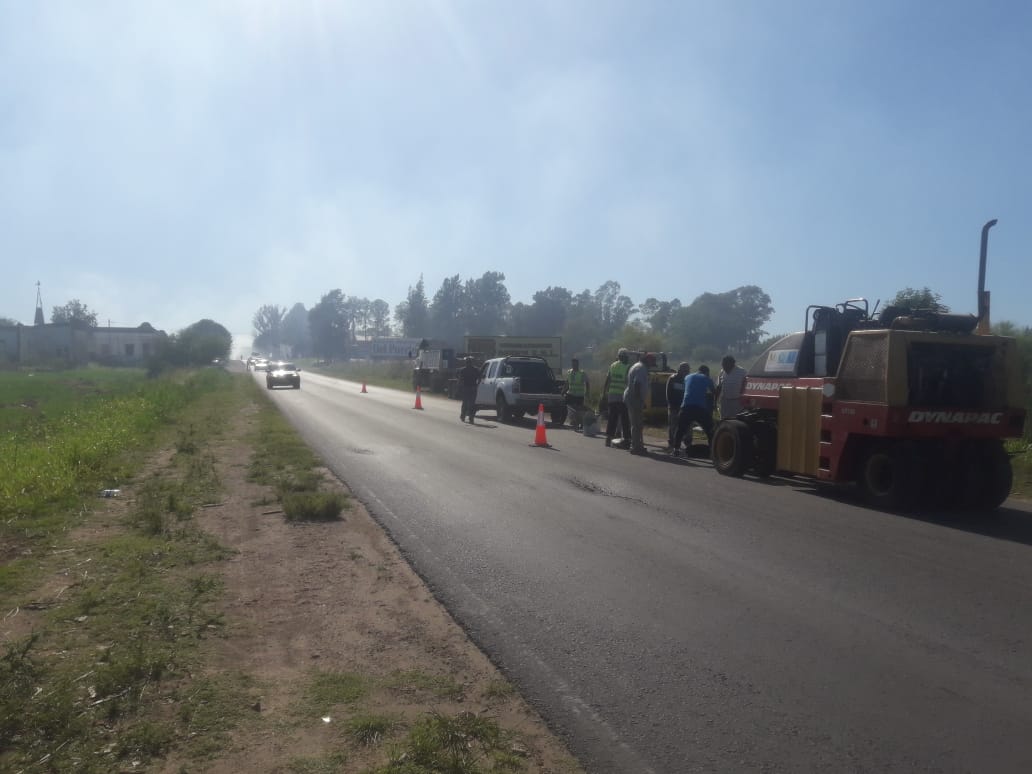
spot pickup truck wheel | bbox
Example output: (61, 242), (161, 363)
(496, 394), (512, 423)
(711, 420), (753, 477)
(550, 406), (568, 426)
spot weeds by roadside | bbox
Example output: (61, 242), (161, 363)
(248, 389), (351, 521)
(0, 368), (255, 772)
(2, 368), (582, 774)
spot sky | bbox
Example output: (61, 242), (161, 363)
(2, 0), (1030, 356)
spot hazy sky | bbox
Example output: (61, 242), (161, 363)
(2, 1), (1030, 354)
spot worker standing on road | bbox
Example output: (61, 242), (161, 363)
(564, 357), (590, 430)
(624, 352), (654, 455)
(673, 365), (716, 455)
(665, 361), (691, 452)
(714, 355), (747, 420)
(458, 357), (480, 424)
(602, 348), (632, 448)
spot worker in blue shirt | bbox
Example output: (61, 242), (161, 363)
(672, 366), (715, 455)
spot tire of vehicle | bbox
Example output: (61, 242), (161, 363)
(859, 446), (923, 510)
(550, 406), (568, 426)
(294, 381), (301, 390)
(711, 420), (753, 477)
(496, 393), (512, 423)
(966, 440), (1013, 511)
(751, 422), (777, 478)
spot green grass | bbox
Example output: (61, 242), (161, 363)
(248, 387), (353, 521)
(302, 670), (370, 712)
(347, 713), (400, 745)
(1006, 440), (1032, 499)
(0, 367), (260, 772)
(286, 751), (351, 773)
(372, 710), (519, 774)
(0, 367), (230, 552)
(385, 670), (465, 702)
(481, 679), (516, 700)
(0, 366), (149, 433)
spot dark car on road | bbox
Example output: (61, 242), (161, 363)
(266, 362), (301, 390)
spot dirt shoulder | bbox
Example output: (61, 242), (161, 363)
(158, 397), (583, 772)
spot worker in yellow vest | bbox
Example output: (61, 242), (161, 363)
(564, 357), (590, 430)
(602, 348), (631, 447)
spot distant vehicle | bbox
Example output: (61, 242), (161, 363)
(266, 362), (301, 390)
(253, 358), (270, 372)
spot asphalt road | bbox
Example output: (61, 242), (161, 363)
(260, 369), (1032, 774)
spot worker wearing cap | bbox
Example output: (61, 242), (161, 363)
(602, 348), (631, 447)
(665, 361), (691, 452)
(624, 352), (654, 455)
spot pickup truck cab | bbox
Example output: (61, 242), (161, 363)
(476, 356), (568, 426)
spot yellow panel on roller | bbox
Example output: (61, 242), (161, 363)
(776, 386), (822, 476)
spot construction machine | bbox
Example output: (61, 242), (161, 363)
(711, 220), (1025, 510)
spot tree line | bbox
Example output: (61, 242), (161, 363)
(252, 272), (776, 367)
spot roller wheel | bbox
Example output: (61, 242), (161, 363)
(712, 420), (754, 477)
(962, 441), (1013, 511)
(751, 423), (777, 478)
(859, 446), (924, 510)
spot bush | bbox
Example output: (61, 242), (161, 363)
(281, 491), (349, 522)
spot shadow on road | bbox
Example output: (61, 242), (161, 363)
(798, 485), (1032, 547)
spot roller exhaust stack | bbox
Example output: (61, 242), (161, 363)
(977, 218), (997, 326)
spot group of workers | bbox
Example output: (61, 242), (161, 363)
(566, 349), (747, 456)
(455, 347), (749, 457)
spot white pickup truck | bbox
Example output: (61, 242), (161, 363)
(474, 356), (568, 426)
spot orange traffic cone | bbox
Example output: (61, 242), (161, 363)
(361, 381), (368, 393)
(532, 403), (550, 447)
(413, 386), (424, 410)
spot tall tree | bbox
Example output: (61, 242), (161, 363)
(639, 297), (683, 337)
(464, 271), (510, 334)
(562, 288), (603, 362)
(888, 287), (949, 314)
(252, 304), (286, 353)
(0, 316), (18, 327)
(281, 303), (310, 356)
(395, 277), (430, 337)
(51, 299), (98, 326)
(177, 319), (232, 363)
(349, 297), (372, 338)
(526, 286), (571, 336)
(341, 295), (366, 345)
(309, 289), (350, 359)
(369, 299), (392, 337)
(669, 285), (773, 356)
(594, 281), (636, 341)
(430, 275), (468, 346)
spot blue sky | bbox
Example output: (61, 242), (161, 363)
(2, 1), (1030, 354)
